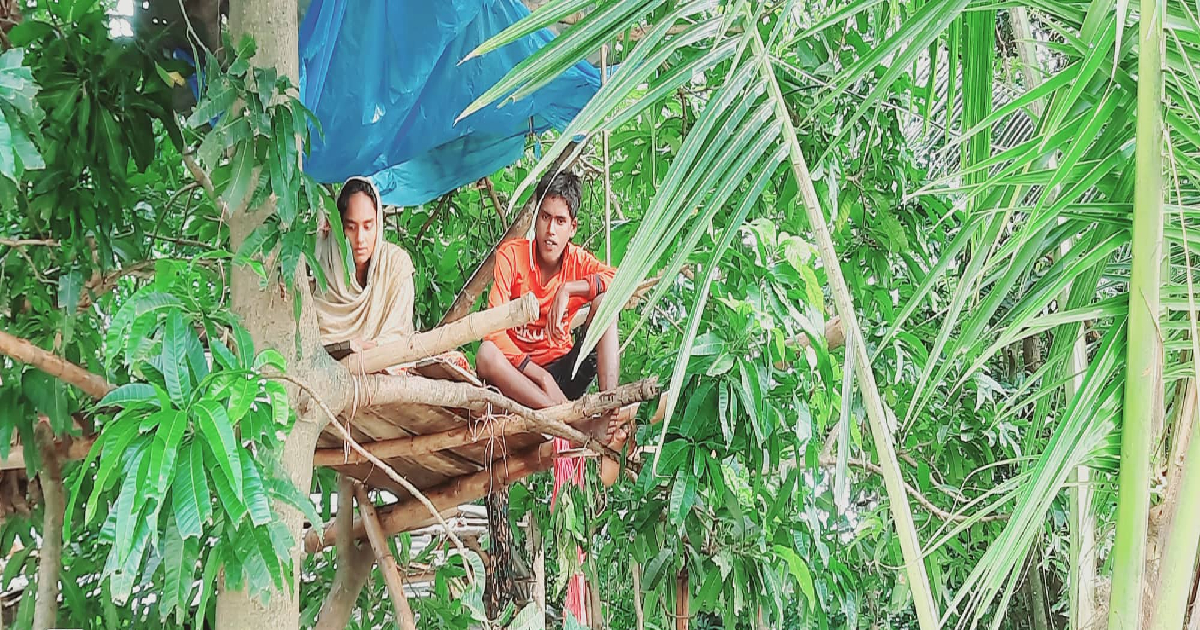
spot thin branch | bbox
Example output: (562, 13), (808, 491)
(480, 177), (508, 223)
(0, 238), (58, 248)
(313, 475), (374, 630)
(182, 152), (233, 219)
(0, 329), (112, 399)
(265, 372), (477, 585)
(818, 456), (1008, 523)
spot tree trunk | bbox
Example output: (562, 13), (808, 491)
(217, 2), (349, 629)
(674, 570), (688, 630)
(485, 487), (518, 620)
(32, 425), (63, 630)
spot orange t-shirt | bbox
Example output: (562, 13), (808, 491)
(486, 239), (615, 368)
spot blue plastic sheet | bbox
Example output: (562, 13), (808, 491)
(299, 0), (600, 207)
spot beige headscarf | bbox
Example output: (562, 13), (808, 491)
(314, 176), (414, 346)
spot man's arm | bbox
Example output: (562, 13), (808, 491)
(484, 247), (531, 367)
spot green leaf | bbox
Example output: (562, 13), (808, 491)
(172, 442), (212, 539)
(774, 545), (815, 610)
(98, 383), (159, 408)
(240, 457), (272, 527)
(222, 141), (255, 212)
(162, 310), (192, 404)
(193, 401), (243, 498)
(159, 517), (200, 622)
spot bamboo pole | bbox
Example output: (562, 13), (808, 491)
(747, 14), (940, 630)
(674, 570), (688, 630)
(353, 483), (418, 630)
(344, 293), (538, 373)
(1149, 415), (1200, 630)
(1109, 1), (1164, 628)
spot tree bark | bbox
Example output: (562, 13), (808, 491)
(313, 476), (374, 630)
(31, 424), (63, 630)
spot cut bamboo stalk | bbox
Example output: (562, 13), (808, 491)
(674, 570), (688, 630)
(353, 483), (418, 630)
(344, 293), (538, 373)
(1109, 1), (1165, 628)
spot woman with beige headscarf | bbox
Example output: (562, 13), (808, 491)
(314, 176), (415, 352)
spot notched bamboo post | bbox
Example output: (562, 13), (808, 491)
(343, 292), (538, 373)
(353, 482), (418, 630)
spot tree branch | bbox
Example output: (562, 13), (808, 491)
(342, 293), (539, 373)
(182, 152), (233, 219)
(0, 238), (58, 248)
(817, 456), (1008, 523)
(354, 482), (418, 630)
(0, 329), (112, 399)
(306, 442), (556, 553)
(480, 177), (507, 223)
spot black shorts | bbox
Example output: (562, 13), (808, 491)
(541, 329), (598, 401)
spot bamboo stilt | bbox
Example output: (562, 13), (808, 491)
(354, 483), (418, 630)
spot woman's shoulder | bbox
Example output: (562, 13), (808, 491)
(379, 241), (414, 273)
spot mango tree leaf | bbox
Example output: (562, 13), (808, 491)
(171, 441), (212, 539)
(193, 400), (242, 498)
(162, 310), (192, 404)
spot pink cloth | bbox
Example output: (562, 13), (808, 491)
(552, 437), (588, 625)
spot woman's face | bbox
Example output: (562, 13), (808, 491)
(342, 192), (378, 270)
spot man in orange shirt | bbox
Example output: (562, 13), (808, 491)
(476, 172), (629, 450)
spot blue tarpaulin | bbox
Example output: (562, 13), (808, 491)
(298, 0), (600, 207)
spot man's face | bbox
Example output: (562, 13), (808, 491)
(342, 192), (378, 269)
(534, 196), (577, 267)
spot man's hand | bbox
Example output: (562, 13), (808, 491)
(547, 285), (571, 343)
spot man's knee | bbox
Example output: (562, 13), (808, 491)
(476, 341), (502, 378)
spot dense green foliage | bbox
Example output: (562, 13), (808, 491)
(3, 0), (1200, 629)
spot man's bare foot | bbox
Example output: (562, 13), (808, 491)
(604, 402), (639, 447)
